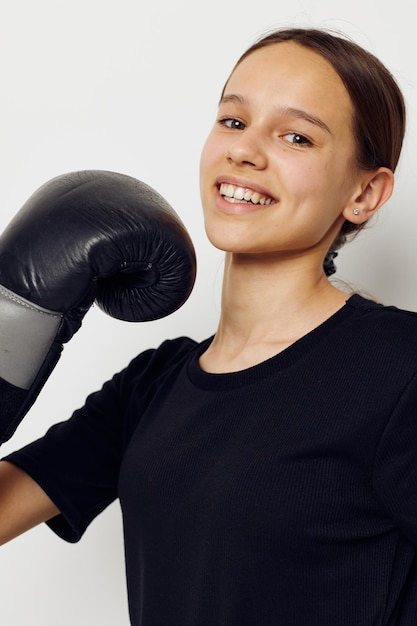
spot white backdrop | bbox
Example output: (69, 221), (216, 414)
(0, 0), (416, 623)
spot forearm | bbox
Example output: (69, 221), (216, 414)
(0, 460), (59, 546)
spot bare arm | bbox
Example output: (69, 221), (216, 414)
(0, 460), (59, 546)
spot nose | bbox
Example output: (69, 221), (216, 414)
(225, 129), (267, 169)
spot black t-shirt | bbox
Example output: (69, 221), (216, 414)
(6, 294), (417, 625)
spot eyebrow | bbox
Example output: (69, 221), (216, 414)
(219, 94), (332, 135)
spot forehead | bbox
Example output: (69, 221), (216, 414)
(225, 41), (354, 128)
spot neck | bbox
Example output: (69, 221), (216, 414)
(219, 252), (346, 335)
(200, 252), (348, 372)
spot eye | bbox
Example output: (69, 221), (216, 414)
(282, 132), (312, 146)
(218, 117), (246, 131)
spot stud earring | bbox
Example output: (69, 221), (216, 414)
(353, 208), (360, 215)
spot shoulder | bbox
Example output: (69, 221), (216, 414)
(119, 336), (206, 389)
(132, 336), (203, 369)
(347, 293), (417, 330)
(342, 293), (417, 364)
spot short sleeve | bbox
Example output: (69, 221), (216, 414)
(4, 347), (156, 543)
(373, 369), (417, 545)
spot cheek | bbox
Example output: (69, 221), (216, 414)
(199, 146), (215, 212)
(199, 133), (224, 208)
(199, 143), (208, 180)
(279, 159), (328, 205)
(199, 131), (219, 174)
(287, 157), (350, 208)
(199, 149), (210, 202)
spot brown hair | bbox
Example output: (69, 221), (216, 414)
(224, 28), (407, 275)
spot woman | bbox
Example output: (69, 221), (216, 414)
(1, 28), (416, 625)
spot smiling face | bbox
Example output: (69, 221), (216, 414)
(199, 41), (365, 263)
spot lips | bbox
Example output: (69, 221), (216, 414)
(219, 183), (274, 205)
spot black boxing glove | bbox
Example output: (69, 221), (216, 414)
(0, 170), (196, 443)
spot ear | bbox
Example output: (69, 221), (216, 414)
(342, 167), (395, 225)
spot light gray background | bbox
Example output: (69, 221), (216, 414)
(1, 0), (416, 623)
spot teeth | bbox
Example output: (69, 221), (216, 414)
(219, 183), (273, 205)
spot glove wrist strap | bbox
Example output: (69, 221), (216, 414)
(0, 284), (62, 389)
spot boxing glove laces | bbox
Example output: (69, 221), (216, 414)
(0, 170), (196, 443)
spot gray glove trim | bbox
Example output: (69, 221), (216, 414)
(0, 285), (62, 390)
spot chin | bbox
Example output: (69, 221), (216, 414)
(204, 228), (245, 253)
